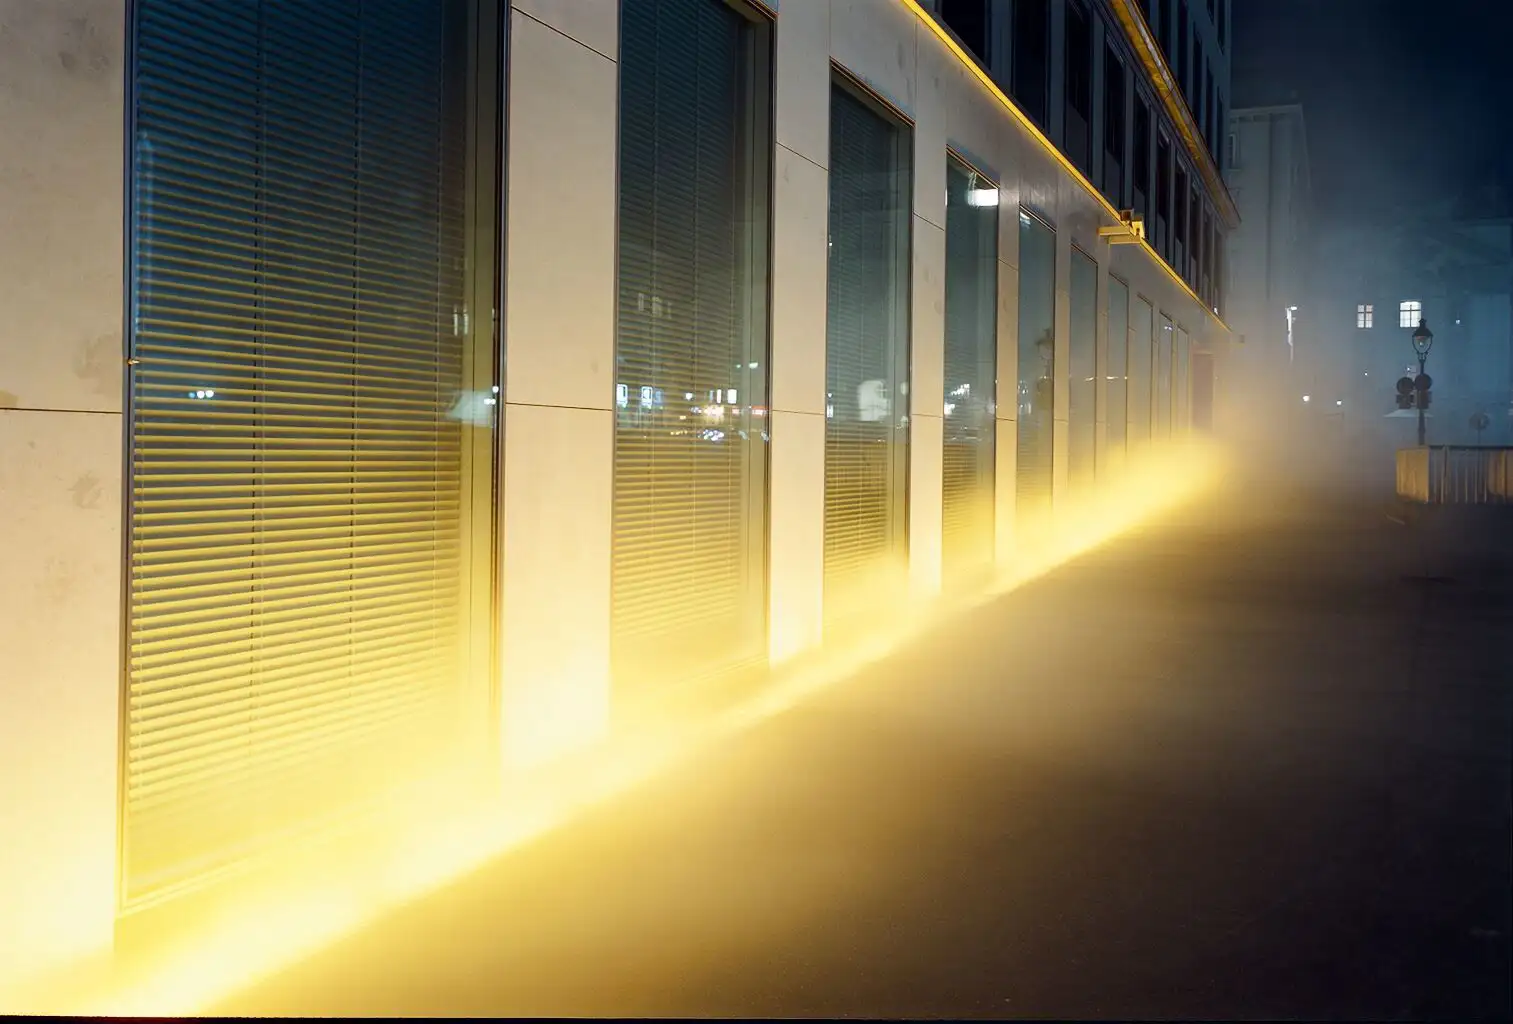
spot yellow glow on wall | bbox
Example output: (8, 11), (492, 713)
(5, 437), (1219, 1019)
(897, 0), (1233, 335)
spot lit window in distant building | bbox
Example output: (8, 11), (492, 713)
(1357, 304), (1373, 328)
(1399, 300), (1421, 328)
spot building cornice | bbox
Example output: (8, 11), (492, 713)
(1107, 0), (1240, 230)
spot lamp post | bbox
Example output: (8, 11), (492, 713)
(1411, 318), (1434, 446)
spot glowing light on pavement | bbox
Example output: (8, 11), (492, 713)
(14, 440), (1220, 1019)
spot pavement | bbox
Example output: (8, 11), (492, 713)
(215, 475), (1513, 1020)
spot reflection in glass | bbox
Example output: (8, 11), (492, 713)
(125, 0), (493, 902)
(942, 155), (998, 580)
(1068, 246), (1097, 490)
(1157, 314), (1174, 438)
(1106, 277), (1129, 460)
(1016, 211), (1056, 519)
(824, 77), (912, 613)
(614, 0), (771, 689)
(1130, 296), (1153, 442)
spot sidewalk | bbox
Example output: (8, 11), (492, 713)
(213, 482), (1513, 1019)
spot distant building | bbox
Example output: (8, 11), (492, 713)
(1221, 103), (1314, 443)
(1315, 209), (1513, 457)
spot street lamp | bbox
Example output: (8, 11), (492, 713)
(1410, 318), (1434, 445)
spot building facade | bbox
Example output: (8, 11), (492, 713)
(1221, 103), (1313, 449)
(1315, 209), (1513, 463)
(0, 0), (1234, 990)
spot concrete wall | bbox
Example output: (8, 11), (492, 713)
(0, 0), (126, 990)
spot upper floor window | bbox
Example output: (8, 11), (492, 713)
(1399, 300), (1421, 328)
(1226, 130), (1239, 170)
(1133, 96), (1152, 203)
(1175, 0), (1188, 91)
(1012, 0), (1051, 129)
(1357, 304), (1374, 329)
(1102, 39), (1126, 203)
(939, 0), (990, 65)
(1064, 0), (1094, 173)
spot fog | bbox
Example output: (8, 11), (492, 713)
(1216, 0), (1513, 500)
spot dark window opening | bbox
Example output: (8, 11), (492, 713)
(1133, 96), (1152, 215)
(939, 0), (990, 66)
(1156, 134), (1172, 256)
(1205, 67), (1216, 153)
(1175, 0), (1188, 93)
(1197, 53), (1207, 141)
(1064, 0), (1093, 172)
(1102, 41), (1126, 206)
(1188, 187), (1201, 284)
(1012, 0), (1050, 128)
(1173, 163), (1188, 270)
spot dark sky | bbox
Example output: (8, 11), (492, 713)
(1233, 0), (1513, 222)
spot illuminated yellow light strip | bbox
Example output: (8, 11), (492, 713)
(1107, 0), (1239, 229)
(898, 0), (1234, 335)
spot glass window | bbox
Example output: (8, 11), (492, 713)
(942, 156), (998, 580)
(1156, 135), (1172, 256)
(1016, 210), (1056, 520)
(1175, 327), (1190, 431)
(1130, 296), (1154, 442)
(1012, 0), (1051, 128)
(1173, 165), (1188, 272)
(1400, 300), (1421, 328)
(1069, 247), (1098, 490)
(126, 0), (499, 901)
(1357, 304), (1374, 329)
(1107, 276), (1130, 460)
(939, 0), (990, 65)
(1156, 314), (1174, 437)
(824, 75), (912, 616)
(614, 0), (772, 689)
(1102, 41), (1126, 205)
(1133, 97), (1152, 215)
(1064, 0), (1093, 172)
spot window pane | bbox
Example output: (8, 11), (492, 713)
(1016, 211), (1056, 520)
(942, 157), (998, 581)
(825, 80), (912, 615)
(1175, 328), (1190, 432)
(1069, 247), (1098, 490)
(1130, 296), (1154, 441)
(1064, 0), (1092, 172)
(1107, 277), (1130, 459)
(1012, 0), (1050, 128)
(614, 0), (771, 688)
(1157, 314), (1175, 437)
(939, 0), (989, 64)
(127, 0), (491, 901)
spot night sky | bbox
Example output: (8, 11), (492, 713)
(1233, 0), (1513, 222)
